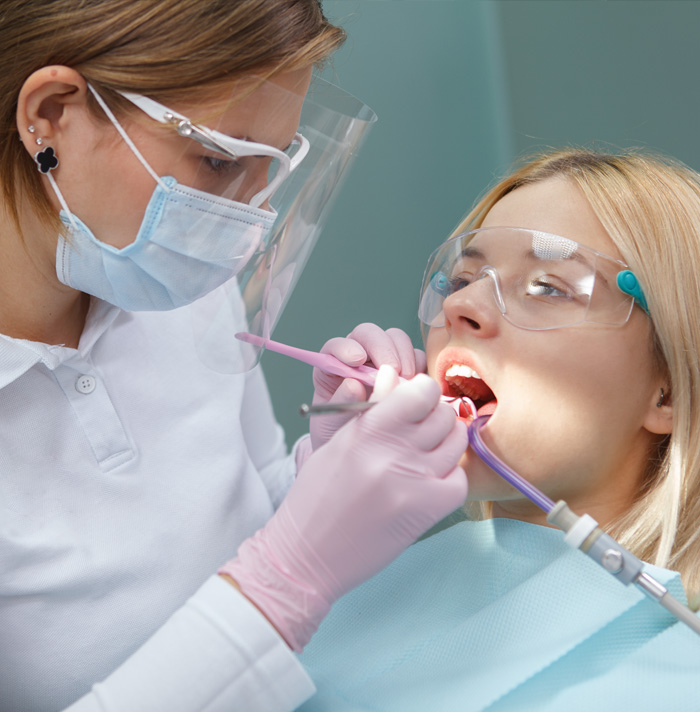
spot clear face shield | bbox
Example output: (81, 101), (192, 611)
(49, 74), (375, 372)
(418, 227), (649, 340)
(184, 76), (377, 373)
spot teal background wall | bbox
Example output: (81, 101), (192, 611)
(498, 0), (700, 165)
(262, 0), (700, 447)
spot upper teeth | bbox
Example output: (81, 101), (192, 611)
(446, 364), (481, 380)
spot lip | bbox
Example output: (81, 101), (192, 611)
(434, 346), (497, 418)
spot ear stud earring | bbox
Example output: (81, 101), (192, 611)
(28, 125), (43, 145)
(34, 146), (59, 174)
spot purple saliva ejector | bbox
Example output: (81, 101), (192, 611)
(468, 415), (700, 637)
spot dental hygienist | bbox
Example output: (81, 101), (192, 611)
(0, 2), (468, 711)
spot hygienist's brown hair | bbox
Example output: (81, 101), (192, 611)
(0, 0), (344, 230)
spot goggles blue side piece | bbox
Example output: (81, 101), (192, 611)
(617, 270), (649, 315)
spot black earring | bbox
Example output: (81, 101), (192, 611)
(656, 388), (665, 408)
(34, 146), (59, 174)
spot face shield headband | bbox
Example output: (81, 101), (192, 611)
(418, 227), (649, 339)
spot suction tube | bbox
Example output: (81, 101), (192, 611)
(467, 415), (700, 637)
(468, 416), (555, 513)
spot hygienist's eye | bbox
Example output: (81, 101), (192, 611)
(202, 155), (244, 174)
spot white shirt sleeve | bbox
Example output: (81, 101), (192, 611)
(240, 364), (299, 509)
(65, 576), (316, 712)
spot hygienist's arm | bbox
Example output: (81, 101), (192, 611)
(240, 363), (300, 509)
(65, 575), (315, 712)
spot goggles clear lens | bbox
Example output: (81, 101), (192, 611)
(419, 227), (642, 331)
(118, 91), (310, 208)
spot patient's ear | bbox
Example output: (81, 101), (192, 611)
(643, 385), (673, 435)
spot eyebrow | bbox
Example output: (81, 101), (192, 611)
(460, 246), (485, 259)
(460, 244), (613, 288)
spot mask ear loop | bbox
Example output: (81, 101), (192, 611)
(33, 85), (172, 233)
(87, 84), (169, 193)
(32, 145), (79, 230)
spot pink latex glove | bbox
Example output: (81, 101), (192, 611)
(310, 322), (427, 452)
(220, 369), (468, 652)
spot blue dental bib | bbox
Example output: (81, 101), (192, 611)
(297, 518), (699, 711)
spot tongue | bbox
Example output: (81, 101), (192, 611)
(477, 400), (497, 416)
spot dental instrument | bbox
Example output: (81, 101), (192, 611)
(299, 395), (477, 418)
(299, 401), (376, 417)
(469, 415), (700, 637)
(235, 332), (380, 386)
(236, 331), (477, 420)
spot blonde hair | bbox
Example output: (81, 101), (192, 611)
(0, 0), (345, 229)
(454, 147), (700, 607)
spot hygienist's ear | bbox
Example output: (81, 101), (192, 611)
(16, 66), (89, 154)
(643, 384), (673, 435)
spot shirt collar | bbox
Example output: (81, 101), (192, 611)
(0, 298), (122, 389)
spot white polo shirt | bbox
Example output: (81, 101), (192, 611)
(0, 298), (314, 711)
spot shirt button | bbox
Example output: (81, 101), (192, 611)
(75, 375), (97, 394)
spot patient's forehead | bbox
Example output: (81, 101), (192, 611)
(481, 177), (621, 262)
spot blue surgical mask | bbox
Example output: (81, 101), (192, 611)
(50, 84), (280, 311)
(55, 176), (275, 311)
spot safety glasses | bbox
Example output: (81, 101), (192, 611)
(118, 91), (310, 208)
(419, 227), (649, 332)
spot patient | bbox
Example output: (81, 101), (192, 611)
(295, 148), (700, 711)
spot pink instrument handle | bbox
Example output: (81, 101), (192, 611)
(235, 332), (379, 386)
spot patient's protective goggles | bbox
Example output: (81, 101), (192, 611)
(119, 91), (310, 208)
(419, 227), (649, 333)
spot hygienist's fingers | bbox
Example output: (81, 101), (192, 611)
(385, 327), (420, 379)
(319, 325), (422, 380)
(424, 419), (469, 479)
(433, 460), (469, 504)
(346, 322), (402, 371)
(399, 401), (462, 452)
(309, 377), (368, 451)
(370, 364), (401, 402)
(315, 376), (367, 407)
(413, 347), (427, 375)
(364, 373), (442, 427)
(319, 336), (368, 366)
(313, 336), (372, 403)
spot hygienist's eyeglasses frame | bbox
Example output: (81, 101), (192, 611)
(118, 91), (310, 208)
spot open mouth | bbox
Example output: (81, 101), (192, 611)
(440, 361), (497, 419)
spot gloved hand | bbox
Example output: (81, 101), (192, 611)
(310, 322), (427, 452)
(219, 370), (468, 652)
